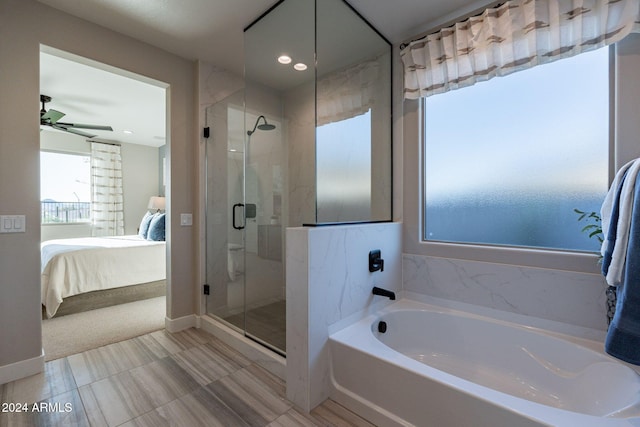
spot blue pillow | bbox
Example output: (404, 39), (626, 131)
(147, 212), (166, 241)
(138, 212), (155, 239)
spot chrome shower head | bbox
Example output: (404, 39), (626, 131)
(247, 115), (276, 135)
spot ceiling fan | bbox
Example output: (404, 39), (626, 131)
(40, 94), (113, 138)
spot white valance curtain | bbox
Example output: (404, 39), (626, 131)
(401, 0), (640, 99)
(316, 55), (383, 126)
(91, 142), (124, 236)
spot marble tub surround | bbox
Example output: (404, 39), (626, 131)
(0, 328), (371, 427)
(286, 222), (402, 412)
(403, 253), (609, 332)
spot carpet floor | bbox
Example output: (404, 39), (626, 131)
(42, 296), (166, 361)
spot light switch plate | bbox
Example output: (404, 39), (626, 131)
(180, 213), (193, 226)
(0, 215), (26, 233)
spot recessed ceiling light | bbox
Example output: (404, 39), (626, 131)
(294, 63), (307, 71)
(278, 55), (292, 64)
(123, 130), (133, 134)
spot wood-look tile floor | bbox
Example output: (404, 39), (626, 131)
(223, 300), (286, 353)
(0, 328), (374, 427)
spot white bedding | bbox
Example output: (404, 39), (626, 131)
(41, 235), (166, 318)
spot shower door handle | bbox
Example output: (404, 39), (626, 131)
(232, 203), (245, 230)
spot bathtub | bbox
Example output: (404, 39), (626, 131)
(328, 299), (640, 427)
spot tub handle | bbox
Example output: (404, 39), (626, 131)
(369, 249), (384, 272)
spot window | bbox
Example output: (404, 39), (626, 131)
(423, 47), (609, 252)
(40, 151), (91, 224)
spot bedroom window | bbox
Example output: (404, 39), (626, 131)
(40, 151), (91, 224)
(423, 46), (609, 252)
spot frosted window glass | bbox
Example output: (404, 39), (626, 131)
(424, 47), (609, 252)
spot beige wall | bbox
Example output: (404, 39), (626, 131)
(121, 143), (162, 235)
(0, 0), (197, 377)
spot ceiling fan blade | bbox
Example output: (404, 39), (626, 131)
(56, 122), (113, 131)
(64, 128), (98, 138)
(51, 124), (97, 138)
(40, 109), (65, 124)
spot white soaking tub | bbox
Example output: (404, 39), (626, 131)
(328, 299), (640, 427)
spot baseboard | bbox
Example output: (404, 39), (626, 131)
(0, 350), (45, 385)
(164, 314), (198, 333)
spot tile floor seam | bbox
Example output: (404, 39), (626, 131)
(2, 328), (373, 427)
(75, 384), (103, 427)
(113, 398), (167, 427)
(121, 382), (253, 427)
(196, 383), (258, 427)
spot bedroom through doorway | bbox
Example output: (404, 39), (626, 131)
(39, 47), (169, 360)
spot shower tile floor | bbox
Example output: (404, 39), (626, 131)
(0, 328), (373, 427)
(223, 300), (286, 353)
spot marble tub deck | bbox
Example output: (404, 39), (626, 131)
(0, 328), (372, 427)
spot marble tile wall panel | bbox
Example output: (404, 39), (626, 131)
(286, 222), (402, 411)
(284, 227), (310, 409)
(402, 253), (609, 331)
(199, 62), (244, 108)
(284, 82), (316, 227)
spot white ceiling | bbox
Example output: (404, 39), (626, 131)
(37, 0), (493, 146)
(40, 50), (166, 147)
(38, 0), (492, 70)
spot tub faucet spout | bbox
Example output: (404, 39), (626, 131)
(372, 286), (395, 300)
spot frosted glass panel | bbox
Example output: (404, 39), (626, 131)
(424, 47), (609, 251)
(315, 0), (391, 223)
(317, 111), (371, 222)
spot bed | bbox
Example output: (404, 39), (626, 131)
(41, 235), (166, 318)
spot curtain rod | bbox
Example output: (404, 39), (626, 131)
(400, 0), (505, 50)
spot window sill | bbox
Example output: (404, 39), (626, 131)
(414, 239), (602, 275)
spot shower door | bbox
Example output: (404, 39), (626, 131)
(243, 112), (285, 354)
(204, 96), (246, 331)
(205, 96), (286, 355)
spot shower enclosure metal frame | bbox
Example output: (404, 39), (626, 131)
(205, 0), (392, 357)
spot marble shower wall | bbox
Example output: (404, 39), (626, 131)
(284, 81), (316, 227)
(402, 253), (609, 331)
(286, 222), (402, 412)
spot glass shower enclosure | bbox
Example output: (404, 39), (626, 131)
(204, 0), (391, 356)
(205, 92), (286, 355)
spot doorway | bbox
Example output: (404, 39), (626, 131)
(39, 47), (169, 359)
